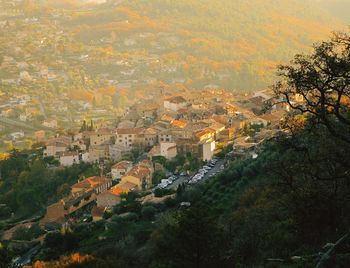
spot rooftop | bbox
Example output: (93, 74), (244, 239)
(126, 165), (151, 179)
(112, 160), (132, 170)
(165, 96), (187, 104)
(116, 128), (143, 135)
(72, 176), (111, 190)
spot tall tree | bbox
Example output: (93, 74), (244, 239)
(273, 31), (350, 144)
(149, 204), (231, 268)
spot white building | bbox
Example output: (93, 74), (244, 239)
(201, 140), (216, 161)
(90, 128), (115, 146)
(164, 96), (187, 112)
(44, 136), (71, 158)
(115, 128), (143, 149)
(59, 152), (80, 166)
(160, 142), (177, 160)
(10, 131), (25, 140)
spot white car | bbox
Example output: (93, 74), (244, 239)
(158, 183), (167, 189)
(167, 176), (175, 182)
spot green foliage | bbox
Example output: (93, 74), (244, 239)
(0, 205), (11, 219)
(44, 231), (78, 260)
(130, 148), (142, 163)
(148, 204), (231, 268)
(176, 183), (186, 198)
(0, 243), (12, 268)
(141, 206), (157, 220)
(152, 170), (165, 185)
(0, 149), (98, 217)
(184, 153), (201, 172)
(113, 192), (142, 215)
(153, 188), (175, 198)
(12, 223), (44, 241)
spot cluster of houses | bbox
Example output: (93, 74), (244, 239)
(40, 89), (294, 225)
(43, 89), (289, 167)
(41, 159), (154, 224)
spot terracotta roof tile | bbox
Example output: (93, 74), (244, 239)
(116, 128), (143, 135)
(72, 176), (111, 190)
(112, 160), (132, 170)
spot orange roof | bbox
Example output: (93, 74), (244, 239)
(140, 159), (153, 167)
(171, 119), (187, 129)
(194, 128), (216, 138)
(126, 165), (151, 179)
(209, 122), (225, 131)
(116, 128), (143, 135)
(108, 187), (125, 195)
(112, 160), (132, 170)
(72, 176), (111, 190)
(160, 114), (174, 123)
(118, 181), (138, 192)
(143, 127), (157, 135)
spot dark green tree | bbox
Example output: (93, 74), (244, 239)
(0, 243), (12, 268)
(274, 31), (350, 145)
(80, 120), (87, 132)
(149, 204), (231, 268)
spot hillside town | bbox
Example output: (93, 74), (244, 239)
(34, 88), (290, 226)
(1, 0), (349, 267)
